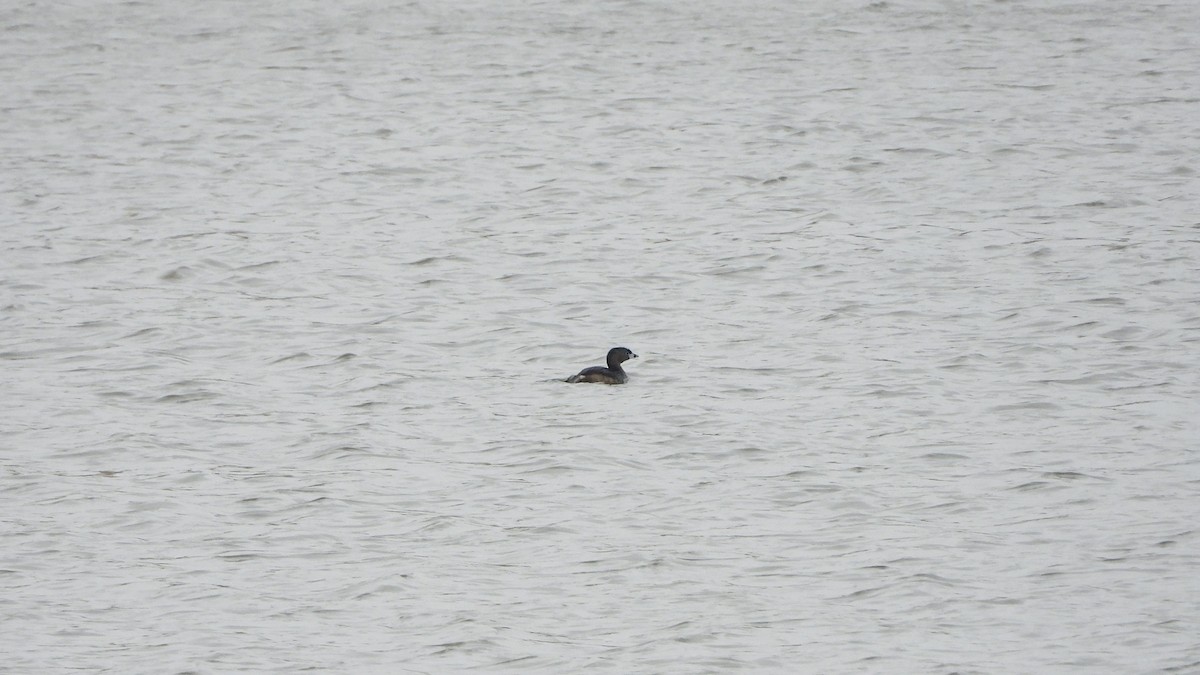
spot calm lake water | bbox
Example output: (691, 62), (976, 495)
(3, 0), (1199, 672)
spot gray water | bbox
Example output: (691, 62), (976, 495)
(3, 1), (1199, 672)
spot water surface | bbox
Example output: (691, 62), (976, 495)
(3, 0), (1199, 672)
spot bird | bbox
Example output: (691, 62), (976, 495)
(566, 347), (638, 384)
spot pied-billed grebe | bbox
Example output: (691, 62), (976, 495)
(566, 347), (638, 384)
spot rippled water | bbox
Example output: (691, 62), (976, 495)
(3, 0), (1199, 672)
